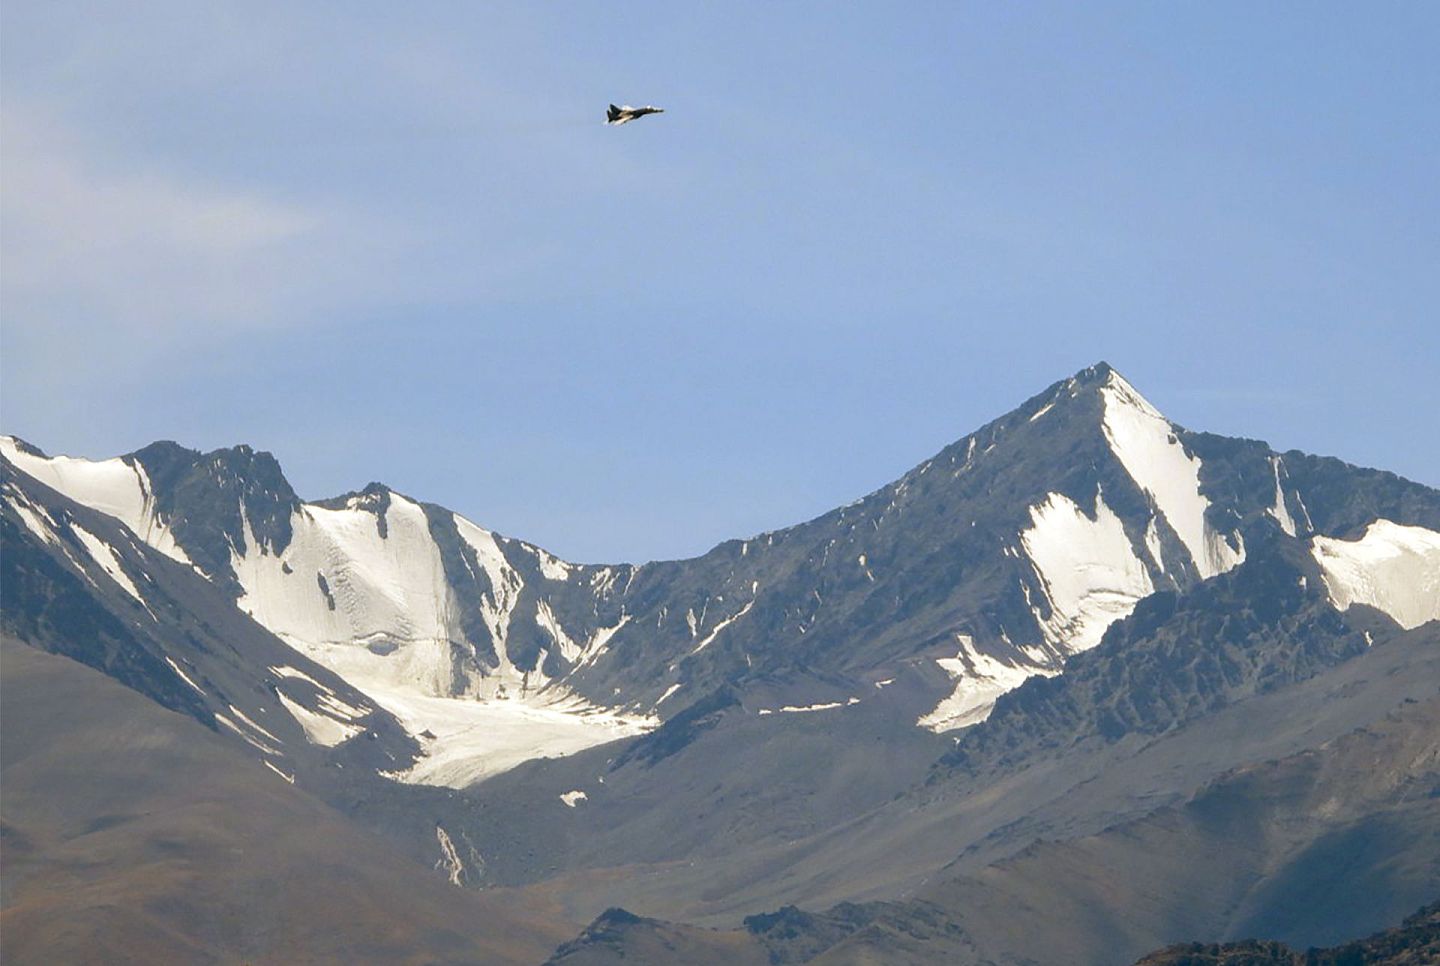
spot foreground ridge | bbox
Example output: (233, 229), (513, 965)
(1133, 900), (1440, 965)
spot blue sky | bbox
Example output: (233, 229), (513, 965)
(3, 2), (1437, 562)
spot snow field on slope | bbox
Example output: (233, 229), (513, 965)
(1268, 456), (1298, 537)
(756, 698), (860, 716)
(4, 481), (60, 547)
(927, 478), (1165, 735)
(918, 635), (1057, 733)
(1099, 374), (1243, 579)
(68, 522), (148, 609)
(275, 691), (363, 747)
(216, 712), (282, 756)
(452, 516), (526, 674)
(1021, 489), (1155, 652)
(1, 436), (191, 564)
(454, 516), (631, 677)
(227, 498), (653, 778)
(2, 473), (155, 615)
(268, 614), (656, 778)
(232, 493), (461, 695)
(375, 686), (656, 788)
(1312, 521), (1440, 630)
(165, 656), (206, 696)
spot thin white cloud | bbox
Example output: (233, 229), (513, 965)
(1, 102), (346, 343)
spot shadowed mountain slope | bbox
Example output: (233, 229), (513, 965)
(454, 533), (1431, 927)
(0, 639), (570, 965)
(0, 454), (423, 786)
(1132, 901), (1440, 965)
(544, 654), (1440, 964)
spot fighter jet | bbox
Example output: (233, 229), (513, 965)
(606, 103), (665, 126)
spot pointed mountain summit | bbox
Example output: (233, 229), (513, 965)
(6, 363), (1440, 962)
(4, 363), (1437, 787)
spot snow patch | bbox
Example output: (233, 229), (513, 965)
(267, 665), (369, 719)
(164, 656), (205, 696)
(69, 523), (148, 610)
(1099, 373), (1243, 578)
(216, 713), (281, 756)
(1144, 517), (1166, 574)
(690, 598), (755, 654)
(375, 687), (657, 789)
(0, 437), (191, 564)
(227, 704), (282, 746)
(1311, 521), (1440, 629)
(535, 599), (581, 663)
(6, 486), (60, 545)
(1268, 456), (1298, 537)
(560, 790), (588, 807)
(758, 698), (859, 716)
(579, 614), (631, 668)
(537, 550), (574, 581)
(1021, 489), (1155, 652)
(315, 691), (368, 721)
(435, 826), (465, 886)
(918, 635), (1057, 733)
(276, 691), (362, 747)
(268, 664), (329, 691)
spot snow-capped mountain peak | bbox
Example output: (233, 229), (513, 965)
(1, 435), (192, 565)
(1097, 368), (1246, 579)
(7, 364), (1438, 786)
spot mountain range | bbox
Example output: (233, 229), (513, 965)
(3, 362), (1436, 964)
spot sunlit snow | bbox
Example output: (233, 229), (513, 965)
(537, 551), (574, 581)
(654, 682), (683, 708)
(5, 484), (60, 546)
(375, 688), (655, 789)
(1267, 457), (1298, 537)
(435, 826), (465, 886)
(1021, 489), (1155, 651)
(1312, 520), (1440, 629)
(164, 656), (206, 696)
(690, 598), (756, 654)
(227, 704), (282, 746)
(757, 698), (859, 715)
(216, 712), (282, 756)
(0, 436), (191, 564)
(69, 523), (149, 611)
(536, 599), (581, 663)
(276, 691), (363, 747)
(231, 494), (465, 697)
(1099, 373), (1243, 578)
(917, 635), (1057, 733)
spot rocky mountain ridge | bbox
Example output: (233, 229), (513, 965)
(4, 361), (1439, 965)
(4, 362), (1438, 793)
